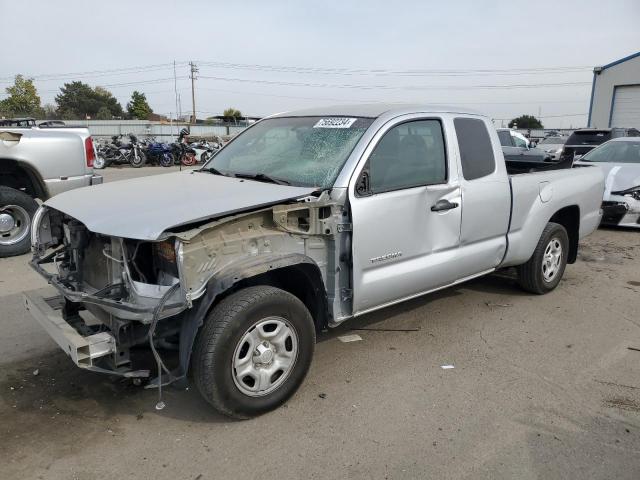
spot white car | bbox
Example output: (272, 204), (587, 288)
(577, 137), (640, 228)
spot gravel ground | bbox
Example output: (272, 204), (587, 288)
(1, 165), (639, 480)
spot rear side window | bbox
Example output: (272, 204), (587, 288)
(454, 118), (496, 180)
(497, 130), (512, 147)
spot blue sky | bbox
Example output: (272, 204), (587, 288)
(1, 0), (639, 127)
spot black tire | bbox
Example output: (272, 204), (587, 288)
(200, 152), (208, 163)
(129, 150), (146, 168)
(159, 153), (174, 167)
(0, 186), (39, 257)
(192, 286), (315, 419)
(517, 222), (569, 294)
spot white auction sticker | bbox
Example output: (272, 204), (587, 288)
(313, 117), (357, 129)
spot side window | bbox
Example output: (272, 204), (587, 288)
(497, 130), (513, 147)
(366, 120), (446, 194)
(454, 117), (496, 181)
(511, 133), (528, 148)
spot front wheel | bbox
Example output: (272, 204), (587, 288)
(192, 286), (315, 419)
(129, 149), (146, 168)
(517, 222), (569, 294)
(159, 153), (174, 167)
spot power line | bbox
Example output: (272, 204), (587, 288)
(197, 74), (591, 91)
(196, 60), (592, 77)
(0, 62), (188, 82)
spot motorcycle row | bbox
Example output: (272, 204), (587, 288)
(94, 133), (222, 169)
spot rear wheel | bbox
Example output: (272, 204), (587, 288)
(517, 222), (569, 294)
(94, 155), (107, 169)
(193, 286), (315, 419)
(181, 152), (197, 166)
(0, 186), (38, 257)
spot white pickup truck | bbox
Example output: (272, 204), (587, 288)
(0, 123), (102, 256)
(26, 105), (604, 418)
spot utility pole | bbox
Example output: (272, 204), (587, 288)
(189, 61), (198, 125)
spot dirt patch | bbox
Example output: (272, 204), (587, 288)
(604, 397), (640, 413)
(578, 240), (638, 265)
(0, 351), (154, 465)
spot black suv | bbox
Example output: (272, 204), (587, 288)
(561, 128), (640, 161)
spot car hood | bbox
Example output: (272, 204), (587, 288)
(540, 143), (564, 151)
(45, 171), (318, 240)
(577, 162), (640, 195)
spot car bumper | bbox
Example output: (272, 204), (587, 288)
(23, 288), (151, 377)
(44, 173), (103, 197)
(90, 174), (103, 185)
(601, 200), (640, 228)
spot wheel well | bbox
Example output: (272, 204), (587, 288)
(0, 160), (46, 199)
(549, 205), (579, 263)
(221, 264), (330, 332)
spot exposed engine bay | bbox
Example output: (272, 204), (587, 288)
(28, 192), (350, 378)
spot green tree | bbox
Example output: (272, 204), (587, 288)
(55, 82), (124, 119)
(95, 106), (113, 120)
(126, 91), (153, 119)
(0, 75), (44, 118)
(508, 115), (543, 129)
(43, 103), (59, 119)
(223, 107), (242, 118)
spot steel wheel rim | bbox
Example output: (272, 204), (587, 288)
(542, 237), (562, 282)
(232, 316), (299, 397)
(0, 205), (30, 246)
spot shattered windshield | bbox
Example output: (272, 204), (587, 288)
(204, 116), (374, 187)
(581, 141), (640, 164)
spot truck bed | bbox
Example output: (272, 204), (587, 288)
(501, 164), (604, 267)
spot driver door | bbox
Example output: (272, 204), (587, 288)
(349, 116), (462, 314)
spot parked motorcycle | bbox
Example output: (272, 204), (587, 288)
(144, 137), (174, 167)
(95, 134), (146, 168)
(189, 140), (221, 163)
(170, 142), (198, 166)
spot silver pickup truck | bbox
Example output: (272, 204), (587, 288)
(25, 105), (604, 418)
(0, 125), (102, 256)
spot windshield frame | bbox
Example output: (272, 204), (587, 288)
(201, 115), (375, 188)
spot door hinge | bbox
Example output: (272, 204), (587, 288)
(340, 287), (353, 301)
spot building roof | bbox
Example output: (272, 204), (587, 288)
(598, 51), (640, 71)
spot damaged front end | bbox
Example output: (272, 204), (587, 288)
(27, 205), (189, 378)
(25, 191), (350, 384)
(604, 186), (640, 227)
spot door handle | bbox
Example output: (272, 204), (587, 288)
(431, 199), (459, 212)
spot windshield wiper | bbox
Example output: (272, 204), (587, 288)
(198, 166), (230, 176)
(233, 172), (290, 185)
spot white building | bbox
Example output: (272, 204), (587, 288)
(588, 51), (640, 128)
